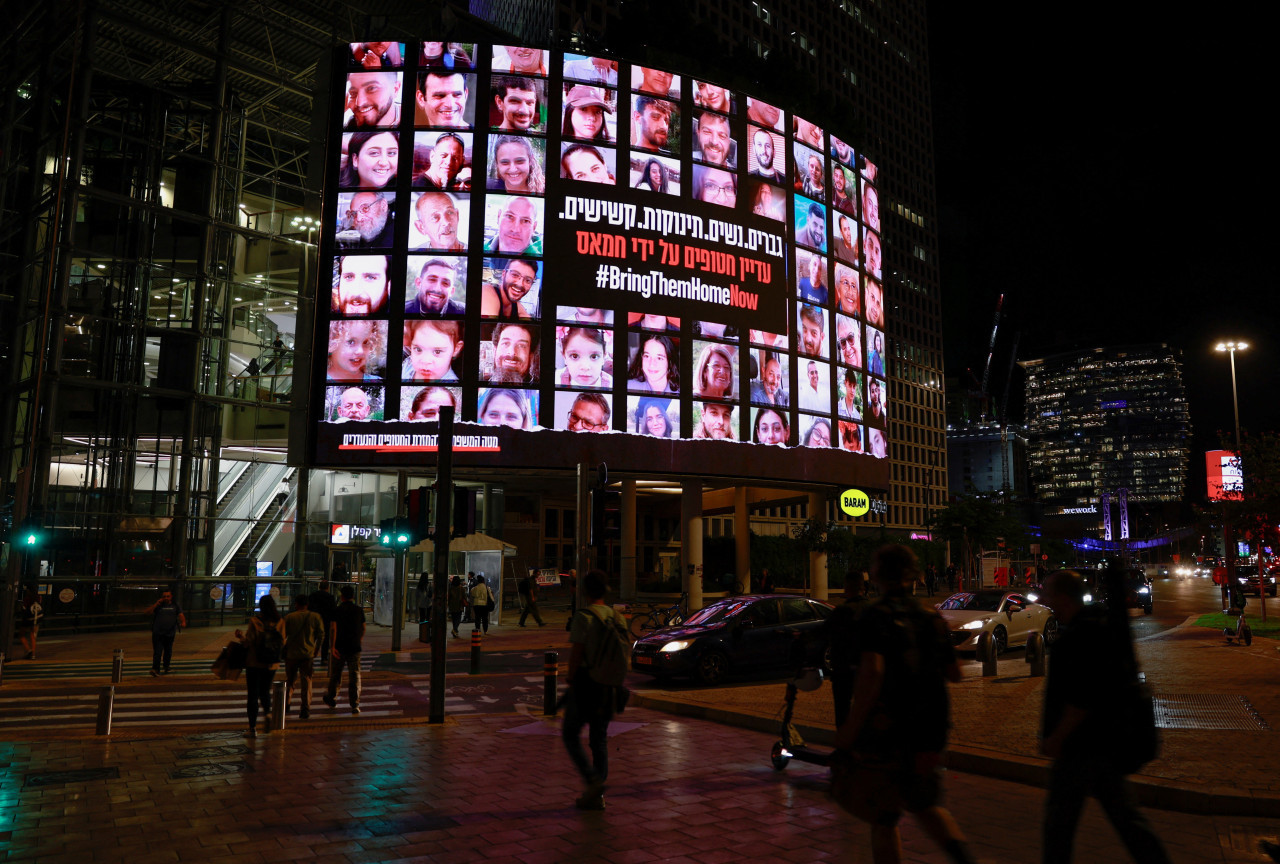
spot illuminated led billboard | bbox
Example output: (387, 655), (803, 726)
(309, 42), (890, 485)
(1206, 450), (1243, 501)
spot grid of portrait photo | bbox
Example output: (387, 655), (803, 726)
(319, 41), (887, 460)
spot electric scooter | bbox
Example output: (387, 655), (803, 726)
(769, 667), (834, 770)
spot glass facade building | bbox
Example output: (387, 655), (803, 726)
(0, 1), (946, 641)
(1021, 345), (1192, 511)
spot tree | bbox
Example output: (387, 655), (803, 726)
(1215, 431), (1280, 622)
(927, 493), (1028, 584)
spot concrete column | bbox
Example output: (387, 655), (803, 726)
(735, 486), (750, 593)
(808, 491), (828, 601)
(620, 479), (637, 601)
(681, 480), (704, 612)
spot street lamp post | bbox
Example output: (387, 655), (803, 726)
(1214, 340), (1262, 623)
(1214, 341), (1247, 452)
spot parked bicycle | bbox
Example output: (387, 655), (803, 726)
(628, 593), (688, 641)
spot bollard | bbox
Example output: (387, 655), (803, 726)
(470, 628), (482, 675)
(1026, 632), (1046, 677)
(976, 632), (998, 677)
(543, 651), (558, 715)
(96, 686), (115, 736)
(112, 648), (125, 684)
(269, 680), (286, 732)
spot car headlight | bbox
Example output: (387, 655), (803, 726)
(659, 640), (693, 653)
(1083, 593), (1093, 602)
(1238, 578), (1249, 584)
(1027, 592), (1039, 603)
(959, 619), (987, 631)
(1138, 587), (1150, 595)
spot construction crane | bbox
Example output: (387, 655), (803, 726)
(979, 294), (1004, 422)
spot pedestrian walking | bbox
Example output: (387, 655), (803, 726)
(945, 563), (958, 593)
(562, 569), (630, 810)
(323, 584), (365, 714)
(236, 594), (285, 738)
(447, 575), (465, 637)
(309, 580), (337, 668)
(146, 589), (186, 676)
(470, 574), (495, 634)
(832, 544), (977, 864)
(461, 571), (476, 623)
(1038, 569), (1171, 864)
(17, 589), (43, 660)
(758, 567), (776, 594)
(416, 572), (432, 626)
(563, 569), (578, 631)
(518, 571), (545, 626)
(817, 577), (866, 727)
(283, 594), (325, 719)
(925, 564), (938, 596)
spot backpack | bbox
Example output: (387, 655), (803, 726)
(256, 618), (284, 665)
(583, 606), (630, 686)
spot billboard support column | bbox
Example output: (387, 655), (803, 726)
(620, 479), (637, 601)
(428, 408), (455, 725)
(734, 486), (750, 593)
(809, 491), (829, 601)
(391, 469), (407, 652)
(681, 481), (704, 613)
(575, 463), (592, 609)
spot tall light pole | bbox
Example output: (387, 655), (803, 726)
(1214, 340), (1248, 452)
(1214, 340), (1262, 622)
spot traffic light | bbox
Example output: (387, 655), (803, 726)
(379, 517), (413, 548)
(406, 487), (432, 539)
(451, 487), (477, 538)
(590, 488), (622, 547)
(16, 518), (43, 548)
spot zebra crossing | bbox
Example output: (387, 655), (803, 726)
(0, 654), (379, 682)
(0, 679), (407, 732)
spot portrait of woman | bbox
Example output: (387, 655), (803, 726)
(802, 417), (832, 448)
(421, 42), (473, 69)
(634, 396), (675, 437)
(486, 135), (545, 194)
(340, 131), (399, 189)
(627, 333), (679, 393)
(753, 408), (789, 446)
(478, 387), (534, 429)
(561, 85), (613, 142)
(868, 329), (885, 377)
(403, 386), (459, 421)
(838, 420), (863, 453)
(635, 158), (670, 194)
(694, 343), (735, 399)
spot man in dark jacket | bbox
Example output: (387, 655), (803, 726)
(309, 581), (338, 668)
(1039, 570), (1170, 864)
(322, 585), (365, 715)
(147, 590), (186, 676)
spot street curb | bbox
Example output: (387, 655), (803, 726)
(629, 692), (1280, 818)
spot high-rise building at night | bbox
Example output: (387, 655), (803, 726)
(1020, 344), (1192, 512)
(0, 1), (946, 645)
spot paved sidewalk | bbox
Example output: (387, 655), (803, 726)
(7, 605), (1280, 819)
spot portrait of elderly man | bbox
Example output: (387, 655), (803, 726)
(338, 192), (394, 249)
(415, 132), (470, 191)
(411, 191), (466, 251)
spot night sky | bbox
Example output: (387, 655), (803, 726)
(925, 5), (1276, 490)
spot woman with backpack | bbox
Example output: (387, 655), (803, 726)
(235, 594), (286, 738)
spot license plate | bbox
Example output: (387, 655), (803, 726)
(634, 655), (652, 665)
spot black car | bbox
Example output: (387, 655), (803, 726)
(1236, 565), (1278, 597)
(1091, 569), (1153, 614)
(630, 594), (834, 686)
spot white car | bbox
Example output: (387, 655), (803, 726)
(936, 591), (1058, 655)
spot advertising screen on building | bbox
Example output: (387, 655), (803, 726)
(1206, 450), (1243, 501)
(309, 42), (890, 485)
